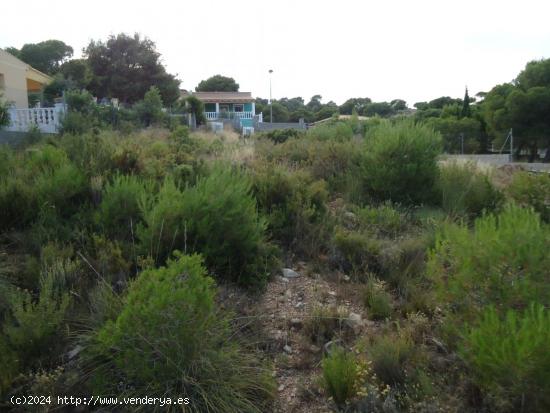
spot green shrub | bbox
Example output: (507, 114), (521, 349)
(22, 124), (43, 147)
(308, 139), (363, 197)
(361, 120), (442, 204)
(322, 347), (358, 407)
(303, 305), (345, 344)
(182, 167), (274, 287)
(307, 122), (353, 142)
(0, 145), (88, 231)
(26, 145), (69, 174)
(508, 171), (550, 223)
(461, 304), (550, 412)
(60, 111), (94, 135)
(98, 174), (152, 241)
(65, 89), (96, 115)
(428, 204), (550, 321)
(333, 229), (382, 273)
(260, 128), (303, 144)
(137, 176), (185, 260)
(134, 86), (164, 126)
(437, 161), (503, 218)
(170, 124), (191, 143)
(251, 164), (328, 255)
(57, 132), (116, 178)
(368, 334), (414, 386)
(0, 175), (36, 230)
(112, 141), (143, 175)
(88, 253), (275, 412)
(87, 235), (131, 286)
(139, 167), (275, 288)
(34, 162), (87, 217)
(0, 260), (72, 393)
(354, 202), (409, 238)
(0, 93), (10, 128)
(363, 277), (393, 320)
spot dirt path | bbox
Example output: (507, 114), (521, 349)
(256, 263), (373, 412)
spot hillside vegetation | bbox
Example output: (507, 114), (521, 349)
(0, 114), (549, 413)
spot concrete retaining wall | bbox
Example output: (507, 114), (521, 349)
(440, 154), (550, 173)
(442, 154), (511, 164)
(254, 122), (306, 132)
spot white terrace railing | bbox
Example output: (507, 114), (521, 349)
(204, 111), (254, 120)
(5, 104), (66, 134)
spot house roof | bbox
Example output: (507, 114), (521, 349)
(0, 49), (53, 86)
(26, 66), (53, 85)
(189, 91), (254, 103)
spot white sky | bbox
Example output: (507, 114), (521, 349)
(2, 0), (550, 106)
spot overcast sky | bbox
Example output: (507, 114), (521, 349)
(3, 0), (550, 106)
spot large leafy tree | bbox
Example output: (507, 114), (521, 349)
(339, 98), (371, 115)
(289, 108), (315, 123)
(461, 88), (471, 118)
(426, 116), (482, 153)
(516, 59), (550, 90)
(428, 96), (462, 109)
(84, 33), (180, 105)
(364, 101), (395, 117)
(278, 97), (305, 113)
(59, 59), (93, 89)
(306, 95), (323, 112)
(390, 99), (408, 111)
(483, 58), (550, 161)
(262, 101), (289, 122)
(6, 40), (73, 74)
(196, 75), (239, 92)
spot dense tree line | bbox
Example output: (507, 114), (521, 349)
(4, 37), (550, 159)
(6, 34), (180, 106)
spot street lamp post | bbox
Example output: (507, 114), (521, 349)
(269, 69), (273, 123)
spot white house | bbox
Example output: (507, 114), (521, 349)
(1, 48), (64, 133)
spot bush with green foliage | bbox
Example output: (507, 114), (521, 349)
(138, 167), (275, 288)
(428, 204), (550, 321)
(461, 304), (550, 412)
(303, 305), (345, 344)
(0, 93), (11, 128)
(65, 89), (96, 114)
(134, 86), (164, 126)
(363, 277), (393, 320)
(0, 145), (88, 231)
(361, 120), (442, 204)
(507, 171), (550, 223)
(251, 164), (328, 255)
(437, 161), (503, 218)
(0, 260), (72, 394)
(60, 89), (99, 135)
(98, 174), (152, 241)
(56, 132), (116, 178)
(88, 253), (274, 412)
(322, 347), (358, 407)
(60, 111), (95, 135)
(354, 202), (409, 238)
(22, 125), (43, 147)
(307, 122), (353, 142)
(183, 95), (206, 125)
(34, 161), (87, 216)
(368, 333), (414, 386)
(260, 128), (304, 144)
(333, 229), (382, 273)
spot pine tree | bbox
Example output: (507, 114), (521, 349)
(461, 87), (471, 118)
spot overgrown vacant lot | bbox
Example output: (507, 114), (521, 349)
(1, 119), (549, 412)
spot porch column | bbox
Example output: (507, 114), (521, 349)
(215, 102), (219, 114)
(251, 101), (256, 115)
